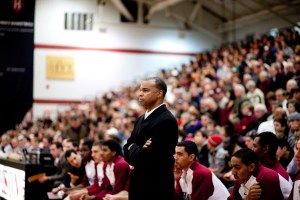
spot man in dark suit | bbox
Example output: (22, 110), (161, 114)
(123, 77), (178, 200)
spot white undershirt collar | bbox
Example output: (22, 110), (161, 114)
(144, 103), (164, 119)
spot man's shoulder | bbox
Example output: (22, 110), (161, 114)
(257, 165), (280, 181)
(115, 156), (130, 167)
(193, 162), (212, 178)
(152, 107), (177, 123)
(160, 107), (177, 120)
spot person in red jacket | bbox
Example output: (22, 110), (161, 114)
(82, 139), (130, 200)
(65, 140), (105, 199)
(174, 140), (229, 200)
(228, 148), (291, 200)
(252, 131), (292, 183)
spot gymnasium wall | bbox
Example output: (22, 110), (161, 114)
(33, 0), (221, 118)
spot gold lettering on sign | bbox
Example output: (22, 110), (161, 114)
(46, 56), (74, 80)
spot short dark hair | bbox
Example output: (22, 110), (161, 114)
(255, 131), (278, 160)
(277, 138), (291, 151)
(101, 139), (122, 156)
(176, 141), (198, 160)
(64, 138), (78, 147)
(145, 77), (167, 97)
(53, 142), (63, 149)
(195, 130), (208, 139)
(65, 149), (77, 159)
(286, 99), (300, 113)
(82, 139), (94, 150)
(232, 148), (259, 166)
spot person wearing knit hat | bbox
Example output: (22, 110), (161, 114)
(208, 134), (223, 148)
(207, 134), (228, 179)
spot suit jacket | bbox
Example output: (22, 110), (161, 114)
(50, 152), (68, 183)
(123, 104), (178, 200)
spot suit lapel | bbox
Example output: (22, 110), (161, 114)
(135, 105), (167, 137)
(133, 114), (149, 139)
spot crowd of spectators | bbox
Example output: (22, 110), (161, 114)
(1, 27), (300, 199)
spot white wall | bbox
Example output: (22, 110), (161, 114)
(33, 0), (221, 118)
(33, 0), (300, 119)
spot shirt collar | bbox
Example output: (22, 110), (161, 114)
(144, 103), (164, 119)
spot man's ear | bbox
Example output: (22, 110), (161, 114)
(158, 90), (163, 98)
(248, 163), (256, 172)
(263, 145), (269, 154)
(189, 154), (196, 161)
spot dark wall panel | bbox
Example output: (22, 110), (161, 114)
(0, 0), (35, 133)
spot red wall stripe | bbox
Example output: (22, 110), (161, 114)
(34, 44), (196, 104)
(34, 44), (196, 56)
(33, 99), (88, 104)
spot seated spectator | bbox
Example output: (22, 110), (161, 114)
(292, 87), (300, 102)
(28, 136), (41, 152)
(287, 131), (300, 179)
(287, 112), (300, 149)
(38, 142), (68, 188)
(286, 79), (298, 98)
(10, 136), (21, 153)
(82, 139), (130, 200)
(178, 112), (192, 139)
(41, 136), (53, 152)
(245, 79), (265, 105)
(274, 114), (290, 140)
(218, 88), (235, 126)
(232, 101), (257, 140)
(199, 112), (213, 136)
(243, 129), (257, 149)
(228, 148), (292, 200)
(213, 87), (229, 109)
(206, 120), (221, 136)
(288, 138), (300, 199)
(275, 88), (288, 111)
(66, 140), (105, 199)
(61, 149), (86, 190)
(257, 70), (270, 96)
(79, 140), (95, 187)
(253, 103), (269, 129)
(207, 134), (228, 179)
(277, 138), (294, 169)
(62, 115), (88, 143)
(184, 106), (202, 135)
(0, 133), (13, 155)
(232, 84), (249, 119)
(193, 130), (209, 167)
(62, 138), (78, 152)
(287, 99), (300, 116)
(252, 132), (291, 183)
(201, 97), (221, 125)
(257, 107), (286, 135)
(52, 140), (95, 197)
(220, 124), (241, 188)
(174, 140), (229, 200)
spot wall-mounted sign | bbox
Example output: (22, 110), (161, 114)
(46, 56), (74, 80)
(0, 164), (25, 200)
